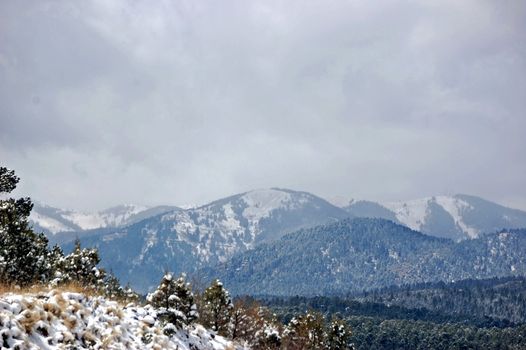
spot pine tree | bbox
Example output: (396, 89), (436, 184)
(0, 167), (52, 285)
(103, 272), (125, 299)
(54, 239), (106, 288)
(201, 279), (233, 335)
(325, 318), (353, 350)
(147, 272), (198, 329)
(47, 244), (66, 283)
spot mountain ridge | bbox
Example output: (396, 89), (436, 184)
(203, 218), (526, 296)
(63, 188), (351, 292)
(343, 194), (526, 240)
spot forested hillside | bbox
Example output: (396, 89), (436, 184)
(262, 277), (526, 349)
(207, 219), (526, 295)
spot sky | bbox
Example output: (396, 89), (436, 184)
(1, 0), (525, 211)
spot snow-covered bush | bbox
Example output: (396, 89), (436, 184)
(52, 239), (106, 289)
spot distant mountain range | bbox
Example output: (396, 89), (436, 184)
(343, 194), (526, 240)
(31, 189), (526, 293)
(206, 218), (526, 296)
(32, 192), (526, 242)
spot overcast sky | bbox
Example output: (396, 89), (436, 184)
(1, 0), (525, 211)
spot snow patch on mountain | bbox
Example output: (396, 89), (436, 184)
(383, 196), (482, 239)
(30, 203), (173, 235)
(241, 188), (292, 221)
(30, 211), (72, 234)
(383, 198), (430, 232)
(434, 196), (478, 238)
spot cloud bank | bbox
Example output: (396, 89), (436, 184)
(1, 0), (525, 210)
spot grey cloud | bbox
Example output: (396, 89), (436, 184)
(0, 0), (525, 211)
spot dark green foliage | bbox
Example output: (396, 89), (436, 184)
(0, 167), (18, 193)
(266, 299), (526, 349)
(54, 239), (105, 287)
(62, 218), (200, 293)
(262, 277), (526, 349)
(261, 277), (526, 330)
(347, 316), (526, 350)
(0, 167), (53, 285)
(200, 279), (233, 335)
(355, 276), (526, 324)
(147, 272), (198, 328)
(325, 318), (353, 350)
(0, 166), (132, 298)
(102, 273), (139, 302)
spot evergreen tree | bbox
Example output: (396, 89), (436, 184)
(201, 279), (233, 335)
(0, 167), (52, 285)
(325, 317), (353, 350)
(100, 272), (140, 303)
(103, 272), (125, 299)
(54, 239), (106, 288)
(147, 272), (198, 329)
(46, 244), (66, 282)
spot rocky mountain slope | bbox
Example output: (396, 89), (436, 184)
(65, 188), (350, 292)
(205, 218), (526, 296)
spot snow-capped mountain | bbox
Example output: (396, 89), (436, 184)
(343, 194), (526, 240)
(30, 202), (180, 235)
(67, 188), (350, 292)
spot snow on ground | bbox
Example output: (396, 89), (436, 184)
(0, 291), (241, 350)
